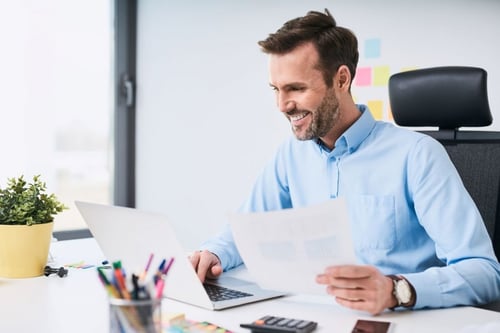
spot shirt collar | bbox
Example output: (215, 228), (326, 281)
(339, 104), (376, 153)
(316, 104), (376, 154)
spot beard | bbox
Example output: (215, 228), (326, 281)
(289, 89), (340, 141)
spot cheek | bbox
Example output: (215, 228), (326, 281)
(300, 94), (323, 111)
(309, 96), (327, 111)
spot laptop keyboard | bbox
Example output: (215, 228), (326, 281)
(203, 283), (253, 301)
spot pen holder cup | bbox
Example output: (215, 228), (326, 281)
(109, 297), (162, 333)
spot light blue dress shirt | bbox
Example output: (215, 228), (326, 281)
(202, 105), (500, 309)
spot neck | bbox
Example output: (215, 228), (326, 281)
(320, 102), (361, 150)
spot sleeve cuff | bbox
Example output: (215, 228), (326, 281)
(403, 269), (443, 309)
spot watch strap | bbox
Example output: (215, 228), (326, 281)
(387, 274), (416, 309)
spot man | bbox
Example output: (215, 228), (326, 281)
(190, 9), (500, 315)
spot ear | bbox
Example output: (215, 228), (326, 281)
(335, 65), (352, 91)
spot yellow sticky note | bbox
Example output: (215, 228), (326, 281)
(400, 66), (418, 73)
(387, 104), (394, 121)
(373, 65), (390, 86)
(367, 100), (384, 120)
(164, 312), (185, 325)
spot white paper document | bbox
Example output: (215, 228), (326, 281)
(228, 198), (356, 295)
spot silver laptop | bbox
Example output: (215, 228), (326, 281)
(75, 201), (284, 310)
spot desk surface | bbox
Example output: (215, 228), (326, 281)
(0, 238), (499, 333)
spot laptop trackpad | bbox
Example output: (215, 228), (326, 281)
(207, 276), (255, 288)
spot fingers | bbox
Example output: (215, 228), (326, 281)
(334, 296), (381, 315)
(190, 250), (222, 283)
(326, 284), (376, 303)
(316, 265), (393, 315)
(209, 264), (223, 279)
(323, 264), (376, 279)
(189, 250), (201, 268)
(316, 265), (375, 289)
(325, 283), (387, 315)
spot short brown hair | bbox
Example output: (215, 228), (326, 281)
(258, 9), (359, 87)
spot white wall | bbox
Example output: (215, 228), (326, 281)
(136, 0), (500, 249)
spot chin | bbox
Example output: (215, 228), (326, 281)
(293, 134), (311, 141)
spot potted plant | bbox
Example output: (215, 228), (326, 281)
(0, 175), (67, 278)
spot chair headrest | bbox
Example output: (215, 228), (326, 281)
(388, 66), (492, 129)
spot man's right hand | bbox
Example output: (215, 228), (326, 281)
(189, 249), (223, 283)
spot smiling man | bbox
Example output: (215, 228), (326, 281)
(269, 41), (355, 150)
(190, 9), (500, 315)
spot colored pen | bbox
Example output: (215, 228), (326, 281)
(97, 267), (120, 298)
(154, 259), (167, 285)
(99, 260), (112, 269)
(162, 257), (175, 275)
(139, 253), (154, 282)
(155, 278), (165, 299)
(131, 273), (140, 300)
(112, 260), (131, 299)
(158, 258), (166, 272)
(155, 257), (175, 298)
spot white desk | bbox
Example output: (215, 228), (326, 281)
(0, 238), (499, 333)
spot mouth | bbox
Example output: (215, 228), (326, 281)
(289, 112), (309, 124)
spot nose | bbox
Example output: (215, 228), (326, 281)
(277, 94), (296, 113)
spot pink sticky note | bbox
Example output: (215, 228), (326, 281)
(355, 67), (371, 86)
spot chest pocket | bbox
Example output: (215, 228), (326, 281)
(347, 195), (397, 251)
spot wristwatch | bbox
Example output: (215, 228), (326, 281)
(388, 275), (416, 308)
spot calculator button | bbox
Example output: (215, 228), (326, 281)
(286, 319), (301, 327)
(241, 316), (318, 333)
(296, 321), (313, 329)
(277, 318), (293, 326)
(265, 317), (280, 325)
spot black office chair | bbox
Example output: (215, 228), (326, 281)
(389, 66), (500, 311)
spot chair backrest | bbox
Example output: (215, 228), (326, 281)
(389, 66), (500, 260)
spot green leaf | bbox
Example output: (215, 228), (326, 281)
(0, 175), (68, 225)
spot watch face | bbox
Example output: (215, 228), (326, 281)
(395, 279), (412, 304)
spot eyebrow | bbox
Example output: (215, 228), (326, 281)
(269, 82), (306, 91)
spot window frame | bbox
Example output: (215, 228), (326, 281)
(53, 0), (137, 240)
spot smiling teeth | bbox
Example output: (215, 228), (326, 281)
(290, 112), (308, 121)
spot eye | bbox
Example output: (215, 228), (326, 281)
(287, 85), (306, 92)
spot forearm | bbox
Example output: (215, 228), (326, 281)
(200, 224), (243, 271)
(404, 258), (500, 309)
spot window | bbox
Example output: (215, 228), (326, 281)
(0, 0), (114, 232)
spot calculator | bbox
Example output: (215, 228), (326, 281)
(240, 315), (317, 333)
